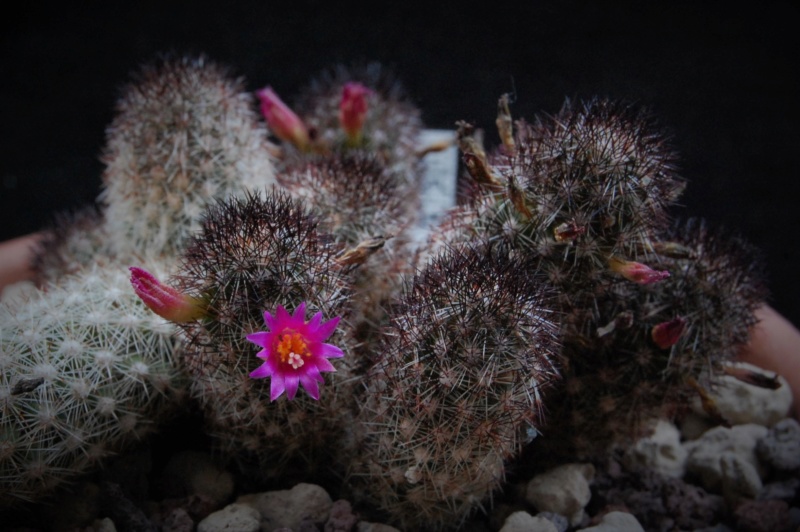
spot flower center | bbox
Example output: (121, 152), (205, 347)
(276, 332), (309, 369)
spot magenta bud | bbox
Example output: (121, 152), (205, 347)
(256, 86), (310, 149)
(651, 316), (687, 349)
(129, 267), (205, 323)
(339, 82), (371, 144)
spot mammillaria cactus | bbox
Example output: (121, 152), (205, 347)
(172, 190), (358, 480)
(444, 96), (768, 460)
(1, 54), (277, 509)
(100, 54), (277, 259)
(31, 205), (109, 286)
(0, 49), (778, 531)
(0, 262), (184, 508)
(349, 243), (561, 530)
(259, 63), (428, 350)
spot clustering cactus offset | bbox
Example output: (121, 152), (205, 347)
(0, 262), (184, 507)
(441, 96), (767, 462)
(349, 242), (561, 530)
(535, 216), (768, 459)
(261, 63), (428, 353)
(100, 54), (277, 259)
(291, 62), (424, 175)
(1, 54), (277, 509)
(172, 190), (358, 481)
(31, 204), (109, 286)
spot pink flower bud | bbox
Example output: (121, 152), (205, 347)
(129, 267), (205, 323)
(608, 256), (670, 284)
(339, 82), (371, 144)
(651, 316), (687, 349)
(256, 86), (310, 149)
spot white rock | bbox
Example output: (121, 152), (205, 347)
(577, 511), (645, 532)
(695, 362), (792, 426)
(684, 424), (768, 492)
(623, 419), (687, 478)
(525, 463), (595, 526)
(499, 511), (559, 532)
(720, 451), (763, 503)
(197, 503), (260, 532)
(237, 482), (332, 530)
(757, 417), (800, 470)
(356, 522), (402, 532)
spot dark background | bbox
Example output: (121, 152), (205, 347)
(2, 2), (799, 327)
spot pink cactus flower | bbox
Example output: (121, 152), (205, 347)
(608, 256), (670, 284)
(129, 267), (205, 323)
(651, 316), (687, 349)
(339, 82), (371, 144)
(246, 302), (343, 401)
(256, 86), (310, 149)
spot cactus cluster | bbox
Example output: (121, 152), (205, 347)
(1, 54), (770, 531)
(1, 55), (276, 508)
(445, 96), (767, 461)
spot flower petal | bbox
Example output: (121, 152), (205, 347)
(309, 316), (341, 342)
(249, 363), (273, 379)
(262, 310), (277, 330)
(288, 302), (307, 329)
(284, 374), (300, 400)
(270, 374), (286, 401)
(313, 356), (337, 374)
(303, 363), (325, 383)
(275, 304), (291, 325)
(246, 331), (272, 348)
(307, 311), (323, 330)
(315, 342), (344, 360)
(299, 374), (321, 400)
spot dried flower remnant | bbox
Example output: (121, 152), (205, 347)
(246, 302), (343, 401)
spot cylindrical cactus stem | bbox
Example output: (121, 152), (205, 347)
(462, 97), (682, 256)
(264, 64), (427, 350)
(350, 242), (561, 530)
(173, 190), (359, 481)
(278, 153), (420, 349)
(534, 217), (768, 460)
(0, 261), (185, 509)
(100, 55), (277, 259)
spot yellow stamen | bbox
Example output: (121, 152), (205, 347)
(276, 332), (309, 367)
